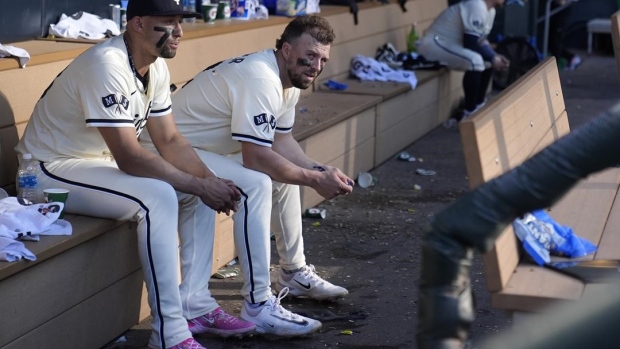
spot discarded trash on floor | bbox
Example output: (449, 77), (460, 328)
(213, 266), (240, 279)
(415, 168), (436, 176)
(341, 330), (354, 335)
(397, 151), (416, 162)
(306, 207), (327, 219)
(413, 184), (422, 190)
(357, 172), (377, 188)
(312, 221), (321, 227)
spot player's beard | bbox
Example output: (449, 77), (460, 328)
(159, 44), (177, 59)
(288, 67), (322, 90)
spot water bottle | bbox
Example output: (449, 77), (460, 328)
(184, 0), (197, 23)
(406, 22), (419, 53)
(16, 153), (39, 204)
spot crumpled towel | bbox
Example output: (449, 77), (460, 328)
(350, 54), (417, 89)
(0, 237), (36, 262)
(0, 44), (31, 68)
(0, 197), (73, 262)
(0, 197), (72, 240)
(49, 11), (120, 40)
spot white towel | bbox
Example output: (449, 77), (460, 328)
(49, 11), (120, 40)
(350, 54), (417, 89)
(0, 197), (72, 239)
(0, 237), (36, 262)
(0, 44), (31, 68)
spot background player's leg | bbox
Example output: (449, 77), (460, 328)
(270, 182), (305, 270)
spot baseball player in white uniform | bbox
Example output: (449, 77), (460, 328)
(417, 0), (510, 122)
(14, 0), (256, 348)
(140, 15), (352, 337)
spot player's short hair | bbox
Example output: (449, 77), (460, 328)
(275, 15), (335, 50)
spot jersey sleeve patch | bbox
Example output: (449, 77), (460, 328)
(253, 113), (277, 129)
(101, 94), (129, 111)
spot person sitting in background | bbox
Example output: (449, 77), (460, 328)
(417, 0), (510, 127)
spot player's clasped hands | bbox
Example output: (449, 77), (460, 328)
(313, 166), (354, 200)
(199, 177), (241, 215)
(492, 54), (510, 72)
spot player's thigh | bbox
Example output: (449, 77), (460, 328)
(194, 150), (271, 191)
(41, 159), (177, 221)
(420, 36), (485, 71)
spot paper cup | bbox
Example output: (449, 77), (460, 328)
(357, 172), (376, 188)
(202, 4), (218, 22)
(44, 188), (69, 218)
(216, 1), (231, 19)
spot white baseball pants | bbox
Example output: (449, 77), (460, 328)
(38, 159), (217, 349)
(193, 150), (307, 304)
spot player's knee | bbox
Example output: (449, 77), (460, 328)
(470, 55), (486, 72)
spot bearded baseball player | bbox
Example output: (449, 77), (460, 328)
(14, 0), (257, 348)
(417, 0), (510, 125)
(140, 15), (352, 337)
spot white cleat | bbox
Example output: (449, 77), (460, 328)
(275, 264), (349, 301)
(241, 287), (322, 337)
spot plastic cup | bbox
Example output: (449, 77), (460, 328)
(202, 4), (218, 22)
(357, 172), (376, 188)
(43, 188), (70, 219)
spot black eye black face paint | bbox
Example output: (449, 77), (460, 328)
(297, 58), (312, 67)
(154, 26), (174, 48)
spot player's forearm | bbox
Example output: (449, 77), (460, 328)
(157, 132), (216, 180)
(242, 145), (320, 187)
(271, 134), (319, 169)
(116, 146), (212, 196)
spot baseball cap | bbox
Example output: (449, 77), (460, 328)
(127, 0), (202, 20)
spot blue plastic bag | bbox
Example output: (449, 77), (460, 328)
(512, 209), (597, 266)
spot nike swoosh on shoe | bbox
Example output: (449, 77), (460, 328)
(294, 280), (312, 289)
(271, 315), (309, 326)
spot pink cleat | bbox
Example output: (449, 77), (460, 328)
(149, 337), (206, 349)
(188, 307), (256, 338)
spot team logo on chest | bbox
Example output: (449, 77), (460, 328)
(254, 113), (276, 133)
(102, 94), (129, 114)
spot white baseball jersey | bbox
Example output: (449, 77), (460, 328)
(15, 35), (172, 162)
(424, 0), (496, 44)
(145, 49), (300, 155)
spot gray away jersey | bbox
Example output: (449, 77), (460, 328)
(425, 0), (496, 44)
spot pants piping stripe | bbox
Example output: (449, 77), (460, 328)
(39, 162), (167, 348)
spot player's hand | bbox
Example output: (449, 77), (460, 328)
(492, 55), (510, 72)
(312, 166), (354, 200)
(199, 177), (240, 215)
